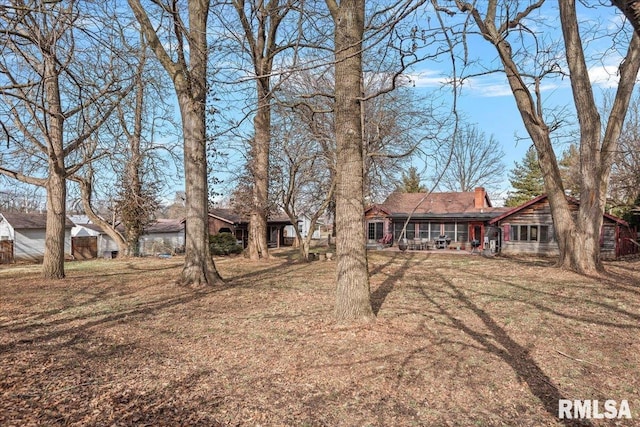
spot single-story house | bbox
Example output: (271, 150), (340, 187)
(283, 214), (325, 244)
(138, 218), (186, 256)
(488, 194), (637, 260)
(0, 212), (74, 263)
(208, 208), (293, 248)
(365, 187), (509, 250)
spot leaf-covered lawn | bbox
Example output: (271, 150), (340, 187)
(1, 251), (638, 426)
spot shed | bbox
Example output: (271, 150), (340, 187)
(0, 212), (74, 263)
(71, 223), (120, 259)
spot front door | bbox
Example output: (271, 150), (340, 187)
(471, 223), (484, 249)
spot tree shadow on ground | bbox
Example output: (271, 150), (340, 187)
(0, 287), (218, 354)
(227, 258), (312, 284)
(417, 274), (589, 427)
(468, 269), (640, 330)
(370, 252), (424, 316)
(492, 254), (557, 268)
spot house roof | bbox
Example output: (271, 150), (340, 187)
(77, 223), (106, 234)
(208, 208), (292, 225)
(488, 194), (630, 226)
(145, 218), (185, 233)
(68, 214), (91, 225)
(366, 204), (391, 217)
(209, 208), (244, 224)
(73, 218), (185, 234)
(0, 212), (75, 229)
(376, 190), (508, 219)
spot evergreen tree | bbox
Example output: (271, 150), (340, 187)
(559, 144), (581, 197)
(505, 147), (545, 207)
(397, 166), (427, 193)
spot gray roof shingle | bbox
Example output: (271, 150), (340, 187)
(1, 212), (75, 229)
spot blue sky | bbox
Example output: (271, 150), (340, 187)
(402, 1), (632, 204)
(9, 1), (631, 209)
(157, 1), (632, 207)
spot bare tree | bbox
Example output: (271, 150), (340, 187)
(128, 0), (223, 285)
(441, 0), (640, 274)
(609, 92), (640, 215)
(271, 101), (336, 261)
(435, 123), (505, 193)
(213, 0), (304, 261)
(0, 178), (45, 213)
(361, 73), (443, 202)
(612, 0), (640, 34)
(69, 27), (178, 258)
(0, 1), (131, 278)
(325, 0), (374, 321)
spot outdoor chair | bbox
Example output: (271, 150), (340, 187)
(377, 233), (393, 247)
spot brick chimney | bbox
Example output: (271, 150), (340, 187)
(474, 187), (486, 209)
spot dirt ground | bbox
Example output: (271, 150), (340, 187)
(1, 251), (639, 426)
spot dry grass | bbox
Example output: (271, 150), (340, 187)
(0, 251), (639, 426)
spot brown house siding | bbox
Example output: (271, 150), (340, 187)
(500, 202), (558, 257)
(208, 217), (235, 235)
(493, 196), (629, 260)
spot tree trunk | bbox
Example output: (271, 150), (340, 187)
(42, 55), (67, 280)
(177, 0), (223, 285)
(328, 0), (374, 321)
(129, 0), (223, 285)
(612, 0), (640, 35)
(76, 174), (130, 256)
(558, 0), (640, 274)
(232, 0), (287, 261)
(122, 67), (145, 257)
(248, 87), (271, 260)
(177, 93), (223, 286)
(43, 170), (67, 279)
(458, 0), (640, 275)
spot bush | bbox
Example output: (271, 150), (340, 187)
(209, 233), (243, 256)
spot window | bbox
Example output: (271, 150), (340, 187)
(519, 225), (528, 240)
(419, 223), (429, 239)
(456, 222), (468, 242)
(406, 223), (416, 239)
(539, 225), (549, 242)
(393, 222), (403, 241)
(443, 223), (455, 239)
(511, 224), (551, 242)
(430, 224), (441, 240)
(394, 221), (416, 239)
(368, 222), (384, 241)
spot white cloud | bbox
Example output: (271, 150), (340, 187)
(407, 70), (448, 88)
(412, 59), (623, 98)
(588, 63), (620, 89)
(462, 79), (513, 98)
